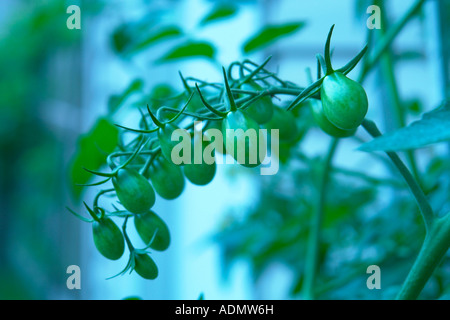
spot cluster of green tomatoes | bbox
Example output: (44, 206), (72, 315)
(70, 25), (369, 280)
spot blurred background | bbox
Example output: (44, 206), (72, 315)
(0, 0), (448, 300)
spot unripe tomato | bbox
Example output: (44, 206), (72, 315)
(320, 72), (368, 130)
(205, 120), (226, 155)
(262, 105), (298, 142)
(184, 161), (216, 186)
(158, 123), (182, 164)
(112, 168), (156, 214)
(92, 217), (125, 260)
(183, 134), (216, 186)
(242, 83), (274, 124)
(149, 156), (185, 200)
(133, 253), (158, 280)
(222, 109), (266, 168)
(134, 211), (170, 251)
(310, 99), (356, 138)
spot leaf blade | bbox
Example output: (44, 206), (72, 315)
(243, 22), (306, 54)
(359, 102), (450, 152)
(200, 4), (238, 26)
(156, 41), (216, 63)
(131, 25), (183, 53)
(69, 118), (119, 199)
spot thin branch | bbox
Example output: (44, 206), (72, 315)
(362, 119), (434, 231)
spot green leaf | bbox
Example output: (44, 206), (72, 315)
(69, 118), (119, 199)
(131, 25), (183, 53)
(200, 4), (238, 26)
(123, 296), (142, 300)
(111, 22), (183, 55)
(243, 22), (306, 54)
(359, 101), (450, 152)
(111, 24), (133, 53)
(108, 79), (144, 113)
(156, 41), (216, 63)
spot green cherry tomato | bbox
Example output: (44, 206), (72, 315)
(112, 168), (156, 214)
(184, 160), (216, 186)
(242, 83), (274, 124)
(133, 253), (158, 280)
(134, 211), (170, 251)
(262, 105), (298, 142)
(310, 100), (356, 138)
(92, 217), (125, 260)
(320, 72), (368, 130)
(183, 134), (216, 186)
(205, 120), (226, 155)
(158, 123), (182, 164)
(149, 156), (185, 200)
(222, 109), (266, 168)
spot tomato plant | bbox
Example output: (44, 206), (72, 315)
(64, 0), (449, 302)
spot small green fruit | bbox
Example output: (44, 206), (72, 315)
(321, 72), (368, 130)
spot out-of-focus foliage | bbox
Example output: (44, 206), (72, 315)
(0, 0), (100, 299)
(214, 145), (434, 299)
(242, 22), (306, 54)
(69, 0), (450, 300)
(69, 118), (119, 199)
(360, 101), (450, 152)
(210, 1), (450, 300)
(199, 3), (238, 26)
(0, 0), (438, 300)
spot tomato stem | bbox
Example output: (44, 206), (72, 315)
(323, 24), (335, 75)
(362, 119), (434, 231)
(358, 0), (426, 82)
(195, 83), (228, 118)
(222, 67), (238, 112)
(302, 138), (339, 299)
(147, 105), (165, 129)
(93, 188), (115, 210)
(122, 216), (135, 252)
(396, 214), (450, 300)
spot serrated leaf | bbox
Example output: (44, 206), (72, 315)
(156, 41), (216, 63)
(243, 22), (306, 54)
(359, 101), (450, 152)
(200, 4), (238, 26)
(69, 118), (119, 199)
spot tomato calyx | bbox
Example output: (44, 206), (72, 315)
(67, 202), (125, 261)
(108, 216), (158, 280)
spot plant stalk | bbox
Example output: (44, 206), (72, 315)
(302, 138), (339, 300)
(358, 0), (426, 82)
(362, 119), (433, 231)
(396, 214), (450, 300)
